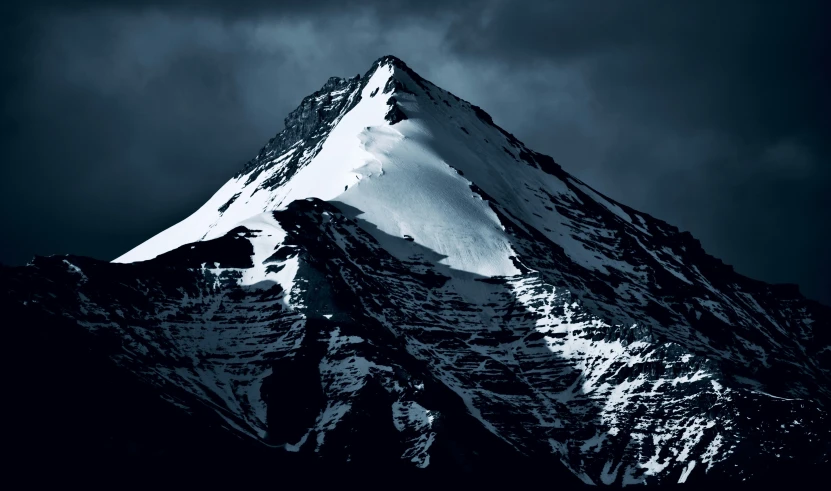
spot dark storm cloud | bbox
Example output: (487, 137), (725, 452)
(4, 0), (475, 21)
(1, 1), (828, 304)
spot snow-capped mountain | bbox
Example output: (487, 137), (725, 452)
(4, 56), (829, 487)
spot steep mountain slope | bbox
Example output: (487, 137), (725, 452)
(4, 56), (829, 487)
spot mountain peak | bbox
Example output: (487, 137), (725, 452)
(370, 55), (429, 84)
(6, 54), (830, 485)
(372, 54), (411, 70)
(113, 56), (550, 274)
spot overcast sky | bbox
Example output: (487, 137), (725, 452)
(1, 1), (829, 304)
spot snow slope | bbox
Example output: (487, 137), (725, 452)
(114, 61), (518, 277)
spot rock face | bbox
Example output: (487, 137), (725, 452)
(4, 56), (829, 487)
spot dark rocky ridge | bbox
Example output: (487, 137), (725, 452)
(232, 56), (411, 193)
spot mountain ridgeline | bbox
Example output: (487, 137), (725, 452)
(4, 56), (829, 488)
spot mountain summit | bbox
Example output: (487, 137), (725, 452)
(4, 55), (829, 487)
